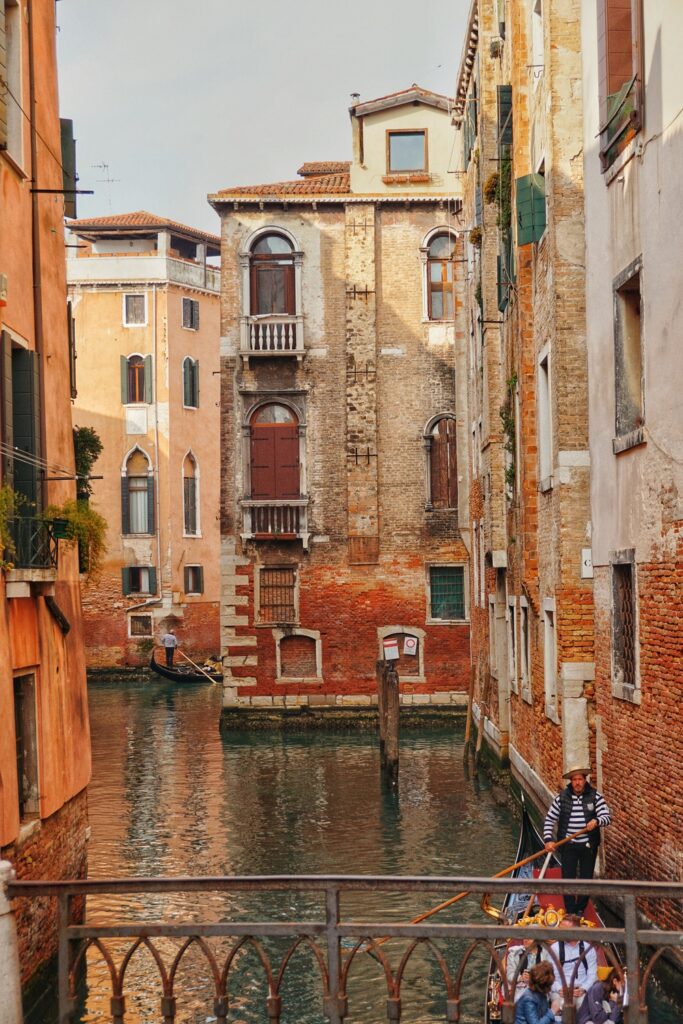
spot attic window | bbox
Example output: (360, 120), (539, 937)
(387, 130), (427, 173)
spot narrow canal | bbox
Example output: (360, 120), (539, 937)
(55, 679), (677, 1023)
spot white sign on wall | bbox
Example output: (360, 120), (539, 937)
(403, 635), (418, 657)
(383, 637), (400, 661)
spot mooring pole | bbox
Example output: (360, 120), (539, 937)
(376, 659), (388, 766)
(384, 663), (400, 787)
(0, 861), (23, 1024)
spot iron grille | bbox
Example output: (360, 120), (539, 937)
(430, 566), (465, 620)
(260, 567), (296, 623)
(613, 562), (636, 689)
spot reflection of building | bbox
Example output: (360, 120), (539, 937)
(581, 2), (683, 900)
(456, 2), (593, 791)
(66, 213), (221, 666)
(0, 0), (90, 981)
(209, 87), (471, 713)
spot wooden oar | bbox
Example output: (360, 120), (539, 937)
(177, 649), (219, 684)
(367, 825), (592, 950)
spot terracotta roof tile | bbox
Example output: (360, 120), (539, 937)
(214, 172), (350, 198)
(297, 161), (351, 177)
(67, 210), (220, 246)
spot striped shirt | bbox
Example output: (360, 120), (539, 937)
(544, 790), (611, 845)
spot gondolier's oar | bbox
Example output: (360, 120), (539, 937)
(366, 825), (592, 951)
(177, 649), (219, 684)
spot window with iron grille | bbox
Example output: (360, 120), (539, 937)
(612, 558), (637, 690)
(129, 614), (152, 638)
(258, 567), (297, 623)
(182, 297), (200, 330)
(429, 565), (466, 621)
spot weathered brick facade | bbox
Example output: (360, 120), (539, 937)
(210, 89), (471, 712)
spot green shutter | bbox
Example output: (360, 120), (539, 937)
(121, 477), (130, 534)
(183, 566), (190, 593)
(193, 359), (199, 408)
(121, 567), (131, 595)
(197, 565), (204, 594)
(60, 118), (77, 218)
(183, 358), (191, 406)
(146, 476), (155, 533)
(148, 567), (157, 595)
(1, 331), (13, 487)
(120, 355), (128, 404)
(143, 354), (153, 403)
(0, 5), (7, 150)
(497, 85), (513, 146)
(12, 349), (41, 510)
(516, 173), (546, 246)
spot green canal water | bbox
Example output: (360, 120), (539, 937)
(43, 679), (679, 1023)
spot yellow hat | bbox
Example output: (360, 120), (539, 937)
(563, 766), (590, 779)
(597, 966), (615, 982)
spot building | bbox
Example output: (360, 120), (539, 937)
(0, 0), (90, 981)
(581, 0), (683, 911)
(456, 0), (594, 803)
(66, 212), (222, 667)
(209, 86), (471, 715)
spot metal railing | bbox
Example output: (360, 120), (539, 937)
(6, 516), (57, 570)
(7, 874), (683, 1023)
(240, 314), (305, 356)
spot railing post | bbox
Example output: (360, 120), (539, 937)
(58, 893), (76, 1024)
(623, 895), (642, 1024)
(324, 886), (345, 1024)
(0, 861), (23, 1024)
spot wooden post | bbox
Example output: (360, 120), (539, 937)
(376, 659), (388, 766)
(463, 663), (476, 756)
(0, 862), (23, 1024)
(475, 670), (492, 768)
(384, 663), (399, 787)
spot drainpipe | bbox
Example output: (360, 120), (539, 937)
(27, 0), (48, 511)
(152, 284), (162, 598)
(0, 862), (23, 1024)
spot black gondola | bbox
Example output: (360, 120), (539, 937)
(485, 803), (620, 1022)
(150, 652), (222, 683)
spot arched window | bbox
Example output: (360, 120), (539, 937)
(250, 234), (295, 316)
(426, 232), (456, 320)
(183, 452), (199, 535)
(120, 353), (151, 404)
(183, 356), (199, 408)
(426, 415), (458, 510)
(249, 403), (300, 500)
(122, 449), (154, 535)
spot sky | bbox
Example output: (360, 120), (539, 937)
(56, 0), (469, 234)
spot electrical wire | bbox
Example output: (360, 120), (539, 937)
(0, 441), (72, 478)
(0, 76), (69, 178)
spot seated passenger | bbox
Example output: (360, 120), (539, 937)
(515, 962), (562, 1024)
(576, 968), (624, 1024)
(506, 936), (552, 1002)
(550, 915), (598, 1009)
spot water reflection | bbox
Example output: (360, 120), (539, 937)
(74, 681), (678, 1023)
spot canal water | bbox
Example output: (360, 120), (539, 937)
(59, 680), (678, 1023)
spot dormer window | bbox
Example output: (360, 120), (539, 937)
(387, 130), (427, 173)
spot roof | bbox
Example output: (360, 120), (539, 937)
(297, 161), (350, 177)
(351, 84), (452, 117)
(453, 2), (480, 119)
(210, 171), (351, 201)
(67, 211), (221, 247)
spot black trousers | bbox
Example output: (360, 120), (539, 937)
(561, 842), (597, 914)
(165, 646), (175, 667)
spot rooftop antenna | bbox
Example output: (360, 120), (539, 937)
(91, 162), (120, 211)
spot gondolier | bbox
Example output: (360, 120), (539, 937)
(161, 629), (178, 667)
(544, 767), (611, 914)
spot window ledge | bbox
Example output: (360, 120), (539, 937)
(383, 172), (431, 185)
(182, 532), (202, 539)
(122, 323), (148, 329)
(398, 676), (426, 685)
(182, 404), (199, 411)
(521, 686), (533, 706)
(613, 427), (645, 454)
(539, 476), (553, 493)
(17, 818), (41, 848)
(544, 701), (560, 725)
(256, 621), (300, 629)
(426, 617), (469, 626)
(603, 132), (639, 182)
(277, 677), (323, 685)
(611, 682), (641, 705)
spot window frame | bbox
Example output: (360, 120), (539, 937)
(426, 563), (468, 624)
(424, 413), (458, 511)
(537, 343), (553, 491)
(128, 613), (153, 638)
(610, 549), (641, 703)
(2, 0), (25, 169)
(13, 672), (39, 821)
(123, 293), (147, 327)
(256, 565), (299, 626)
(121, 447), (154, 536)
(612, 256), (644, 452)
(507, 596), (518, 695)
(182, 297), (200, 331)
(182, 452), (200, 537)
(376, 624), (426, 684)
(182, 356), (199, 409)
(598, 0), (644, 171)
(274, 627), (323, 683)
(386, 128), (428, 174)
(129, 566), (151, 594)
(520, 596), (532, 704)
(184, 564), (204, 596)
(543, 597), (559, 722)
(422, 230), (458, 323)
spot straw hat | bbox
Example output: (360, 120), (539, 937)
(562, 766), (591, 779)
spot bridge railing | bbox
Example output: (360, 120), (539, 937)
(6, 873), (683, 1024)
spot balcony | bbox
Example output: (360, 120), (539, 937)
(5, 517), (58, 594)
(242, 499), (309, 549)
(240, 315), (305, 362)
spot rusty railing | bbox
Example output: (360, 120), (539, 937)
(7, 874), (683, 1023)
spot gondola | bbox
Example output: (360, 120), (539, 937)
(485, 803), (620, 1022)
(149, 652), (222, 683)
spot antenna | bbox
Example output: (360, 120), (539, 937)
(91, 162), (120, 211)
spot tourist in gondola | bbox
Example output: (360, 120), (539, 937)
(575, 967), (624, 1024)
(543, 766), (611, 914)
(514, 962), (561, 1024)
(506, 936), (553, 1003)
(550, 915), (598, 1011)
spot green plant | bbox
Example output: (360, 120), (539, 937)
(42, 499), (107, 575)
(500, 373), (518, 501)
(474, 280), (483, 311)
(483, 171), (499, 205)
(73, 425), (103, 500)
(0, 484), (23, 570)
(469, 226), (483, 248)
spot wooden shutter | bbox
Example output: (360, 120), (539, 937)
(120, 355), (128, 404)
(143, 355), (153, 403)
(196, 565), (204, 594)
(148, 567), (157, 595)
(120, 477), (130, 534)
(67, 301), (77, 398)
(183, 359), (191, 406)
(121, 568), (131, 595)
(250, 426), (277, 499)
(183, 566), (190, 592)
(192, 300), (200, 330)
(497, 85), (513, 146)
(1, 331), (13, 487)
(446, 418), (458, 510)
(60, 118), (77, 218)
(275, 426), (300, 499)
(12, 348), (41, 509)
(193, 359), (199, 407)
(0, 4), (7, 150)
(146, 476), (155, 533)
(516, 173), (546, 246)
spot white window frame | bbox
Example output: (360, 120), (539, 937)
(184, 564), (204, 596)
(488, 595), (497, 677)
(426, 563), (469, 624)
(123, 292), (147, 328)
(3, 0), (24, 168)
(473, 522), (479, 608)
(543, 596), (559, 722)
(479, 521), (486, 608)
(128, 613), (153, 638)
(129, 566), (152, 595)
(274, 627), (322, 683)
(538, 343), (553, 490)
(507, 596), (518, 694)
(520, 596), (532, 704)
(531, 0), (544, 86)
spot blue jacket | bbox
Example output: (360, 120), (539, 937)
(514, 989), (555, 1024)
